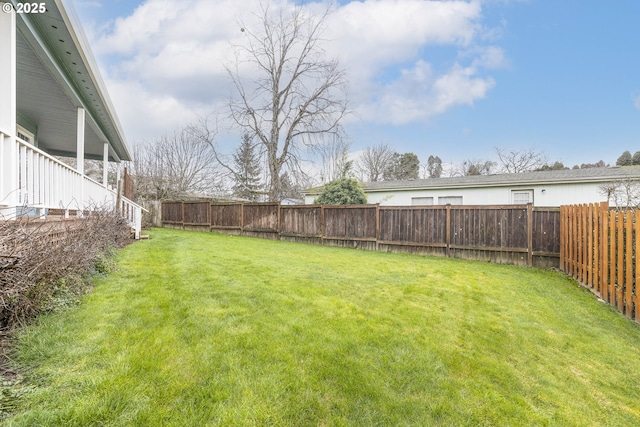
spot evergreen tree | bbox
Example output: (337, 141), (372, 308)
(427, 155), (443, 178)
(617, 150), (633, 166)
(383, 152), (420, 180)
(633, 151), (640, 165)
(536, 161), (568, 171)
(232, 134), (262, 201)
(278, 172), (302, 201)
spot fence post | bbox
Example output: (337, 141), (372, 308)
(181, 201), (185, 230)
(321, 205), (325, 243)
(375, 204), (380, 251)
(593, 204), (600, 292)
(585, 203), (595, 288)
(445, 204), (451, 258)
(635, 209), (640, 321)
(559, 206), (565, 271)
(240, 203), (245, 232)
(277, 203), (282, 239)
(569, 204), (574, 276)
(527, 203), (533, 267)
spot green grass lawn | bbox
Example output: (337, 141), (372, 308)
(4, 228), (640, 426)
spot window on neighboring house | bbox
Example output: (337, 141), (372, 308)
(438, 196), (463, 205)
(512, 190), (533, 205)
(411, 197), (434, 206)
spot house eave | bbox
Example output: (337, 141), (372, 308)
(362, 176), (628, 193)
(301, 168), (640, 198)
(14, 0), (130, 161)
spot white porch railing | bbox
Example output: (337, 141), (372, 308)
(0, 130), (143, 238)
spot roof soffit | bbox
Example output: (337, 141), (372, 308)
(14, 0), (130, 161)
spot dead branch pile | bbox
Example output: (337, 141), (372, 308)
(0, 208), (132, 330)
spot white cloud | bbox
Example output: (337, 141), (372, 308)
(84, 0), (505, 142)
(634, 94), (640, 111)
(359, 60), (495, 125)
(106, 79), (209, 145)
(470, 46), (508, 69)
(327, 0), (482, 87)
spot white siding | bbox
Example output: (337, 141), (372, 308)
(362, 182), (608, 207)
(305, 181), (614, 207)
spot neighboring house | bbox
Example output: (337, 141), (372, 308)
(303, 167), (640, 207)
(0, 0), (143, 236)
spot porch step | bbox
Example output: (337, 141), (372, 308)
(140, 234), (150, 240)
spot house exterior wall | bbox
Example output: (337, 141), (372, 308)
(304, 181), (610, 207)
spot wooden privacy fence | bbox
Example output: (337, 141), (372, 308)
(561, 202), (640, 322)
(162, 201), (560, 268)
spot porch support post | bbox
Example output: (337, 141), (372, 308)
(116, 163), (121, 214)
(103, 142), (109, 187)
(76, 107), (85, 175)
(0, 4), (17, 218)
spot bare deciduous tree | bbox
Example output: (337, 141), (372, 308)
(356, 143), (394, 182)
(226, 3), (349, 201)
(599, 179), (640, 209)
(133, 128), (225, 200)
(495, 147), (549, 174)
(315, 137), (352, 183)
(460, 159), (496, 176)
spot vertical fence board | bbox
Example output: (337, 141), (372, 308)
(593, 205), (599, 292)
(601, 204), (609, 302)
(635, 210), (640, 321)
(558, 202), (640, 323)
(570, 205), (576, 277)
(609, 210), (616, 305)
(445, 205), (451, 257)
(617, 211), (624, 312)
(580, 204), (585, 284)
(585, 205), (594, 288)
(527, 203), (533, 266)
(625, 211), (633, 318)
(559, 206), (566, 270)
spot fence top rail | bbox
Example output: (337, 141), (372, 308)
(322, 204), (379, 209)
(208, 202), (280, 207)
(210, 201), (242, 204)
(164, 201), (563, 211)
(444, 204), (530, 210)
(161, 200), (230, 204)
(240, 202), (281, 207)
(280, 204), (322, 209)
(182, 201), (213, 205)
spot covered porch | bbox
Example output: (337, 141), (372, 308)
(0, 0), (142, 237)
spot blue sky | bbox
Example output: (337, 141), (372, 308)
(69, 0), (640, 174)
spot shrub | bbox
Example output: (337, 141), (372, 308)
(314, 178), (367, 205)
(0, 207), (131, 330)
